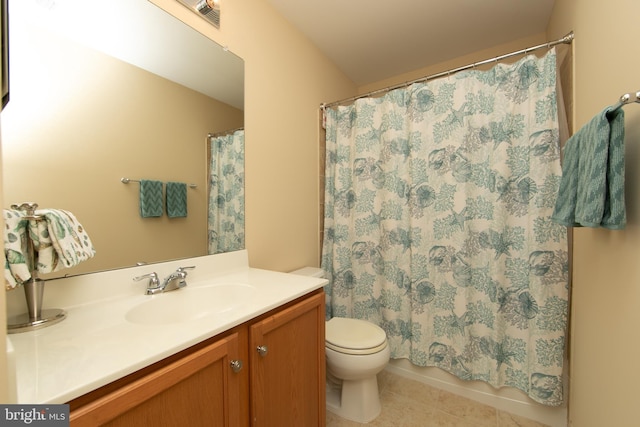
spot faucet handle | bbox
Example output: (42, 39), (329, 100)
(134, 272), (160, 288)
(176, 266), (196, 275)
(134, 272), (163, 295)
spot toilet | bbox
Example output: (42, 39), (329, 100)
(290, 267), (390, 423)
(325, 317), (390, 423)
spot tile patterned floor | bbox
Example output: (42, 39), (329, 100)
(326, 371), (551, 427)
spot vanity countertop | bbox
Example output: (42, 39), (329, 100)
(6, 250), (327, 404)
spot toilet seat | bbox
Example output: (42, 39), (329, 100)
(326, 317), (388, 355)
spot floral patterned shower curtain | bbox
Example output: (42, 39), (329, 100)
(321, 49), (569, 406)
(208, 129), (245, 254)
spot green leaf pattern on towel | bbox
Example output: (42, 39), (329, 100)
(3, 209), (96, 290)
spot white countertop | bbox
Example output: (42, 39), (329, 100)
(6, 250), (327, 404)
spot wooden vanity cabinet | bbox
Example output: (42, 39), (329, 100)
(69, 328), (248, 427)
(250, 290), (326, 427)
(67, 289), (325, 427)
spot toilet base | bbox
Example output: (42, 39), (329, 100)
(326, 375), (382, 423)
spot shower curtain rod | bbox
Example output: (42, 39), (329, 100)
(208, 127), (244, 139)
(321, 31), (574, 109)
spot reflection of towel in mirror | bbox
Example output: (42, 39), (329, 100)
(552, 107), (626, 229)
(166, 181), (187, 218)
(2, 209), (96, 290)
(33, 209), (96, 272)
(139, 179), (164, 217)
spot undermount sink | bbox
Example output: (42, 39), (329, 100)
(125, 283), (255, 325)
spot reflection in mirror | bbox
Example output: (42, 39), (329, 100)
(208, 129), (245, 254)
(1, 0), (244, 279)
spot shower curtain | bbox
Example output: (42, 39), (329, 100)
(321, 49), (569, 406)
(208, 129), (245, 254)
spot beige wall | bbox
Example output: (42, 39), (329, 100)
(2, 27), (243, 276)
(0, 2), (7, 403)
(150, 0), (356, 272)
(0, 122), (7, 403)
(548, 1), (640, 426)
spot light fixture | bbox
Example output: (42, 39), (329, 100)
(174, 0), (221, 29)
(194, 0), (220, 28)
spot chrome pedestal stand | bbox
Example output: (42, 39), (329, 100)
(7, 279), (66, 333)
(6, 202), (66, 334)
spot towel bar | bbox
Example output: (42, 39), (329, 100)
(611, 90), (640, 112)
(121, 177), (197, 189)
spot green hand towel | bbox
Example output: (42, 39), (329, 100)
(166, 181), (187, 218)
(552, 107), (626, 229)
(139, 179), (164, 218)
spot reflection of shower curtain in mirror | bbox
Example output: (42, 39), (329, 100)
(208, 129), (245, 254)
(321, 50), (569, 406)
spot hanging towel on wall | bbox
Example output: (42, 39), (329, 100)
(166, 181), (188, 218)
(552, 107), (626, 229)
(139, 179), (164, 217)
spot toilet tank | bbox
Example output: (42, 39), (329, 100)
(290, 267), (325, 278)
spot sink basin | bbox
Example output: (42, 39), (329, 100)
(126, 283), (255, 325)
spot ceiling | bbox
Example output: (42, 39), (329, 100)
(266, 0), (557, 86)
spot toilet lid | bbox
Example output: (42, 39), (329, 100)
(325, 317), (387, 355)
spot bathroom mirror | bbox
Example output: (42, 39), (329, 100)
(1, 0), (244, 279)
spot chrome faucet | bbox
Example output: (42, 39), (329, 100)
(134, 266), (195, 295)
(161, 266), (195, 292)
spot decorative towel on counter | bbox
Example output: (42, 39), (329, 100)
(3, 209), (96, 290)
(3, 209), (29, 290)
(139, 179), (164, 218)
(552, 107), (626, 229)
(166, 181), (187, 218)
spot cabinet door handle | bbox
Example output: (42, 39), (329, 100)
(256, 345), (268, 357)
(230, 360), (243, 373)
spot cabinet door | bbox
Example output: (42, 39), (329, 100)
(70, 331), (246, 427)
(250, 291), (325, 427)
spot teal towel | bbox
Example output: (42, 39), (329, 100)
(552, 107), (626, 229)
(139, 179), (164, 218)
(166, 181), (187, 218)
